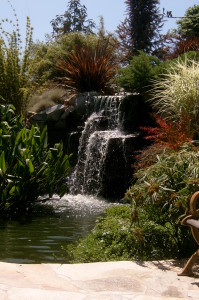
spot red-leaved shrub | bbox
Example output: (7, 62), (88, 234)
(141, 113), (193, 150)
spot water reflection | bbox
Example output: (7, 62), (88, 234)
(0, 194), (115, 263)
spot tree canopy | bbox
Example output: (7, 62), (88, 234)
(119, 0), (163, 57)
(50, 0), (96, 36)
(176, 4), (199, 38)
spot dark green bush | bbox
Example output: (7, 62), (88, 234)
(0, 104), (71, 215)
(117, 51), (167, 97)
(117, 51), (199, 99)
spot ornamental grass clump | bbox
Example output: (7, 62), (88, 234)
(56, 37), (118, 94)
(150, 58), (199, 138)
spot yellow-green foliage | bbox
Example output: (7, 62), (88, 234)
(28, 32), (100, 88)
(0, 12), (33, 114)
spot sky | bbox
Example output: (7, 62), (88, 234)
(0, 0), (198, 44)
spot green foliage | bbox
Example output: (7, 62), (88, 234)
(0, 11), (33, 114)
(176, 4), (199, 38)
(125, 143), (199, 257)
(179, 50), (199, 62)
(117, 51), (166, 97)
(28, 32), (101, 90)
(65, 203), (190, 263)
(50, 0), (95, 37)
(117, 51), (199, 98)
(150, 57), (199, 138)
(0, 104), (71, 215)
(123, 0), (164, 55)
(56, 37), (118, 93)
(65, 205), (135, 263)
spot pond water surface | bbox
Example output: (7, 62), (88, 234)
(0, 194), (115, 263)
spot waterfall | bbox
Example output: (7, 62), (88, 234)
(70, 95), (138, 198)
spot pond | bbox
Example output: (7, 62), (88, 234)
(0, 194), (116, 263)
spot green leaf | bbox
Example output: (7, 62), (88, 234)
(0, 151), (6, 174)
(26, 159), (34, 174)
(9, 185), (16, 195)
(40, 126), (48, 147)
(28, 159), (34, 174)
(13, 130), (22, 155)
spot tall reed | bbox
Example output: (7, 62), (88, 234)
(0, 0), (33, 114)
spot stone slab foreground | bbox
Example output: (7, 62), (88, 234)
(0, 260), (199, 300)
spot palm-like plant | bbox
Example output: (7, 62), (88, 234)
(56, 37), (118, 94)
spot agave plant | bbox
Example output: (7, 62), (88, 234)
(56, 37), (118, 94)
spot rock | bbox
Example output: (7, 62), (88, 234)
(0, 260), (198, 300)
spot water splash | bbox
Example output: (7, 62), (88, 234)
(43, 194), (114, 215)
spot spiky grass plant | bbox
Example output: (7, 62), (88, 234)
(150, 58), (199, 138)
(56, 37), (118, 94)
(0, 1), (33, 114)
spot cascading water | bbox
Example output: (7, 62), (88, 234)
(70, 95), (138, 198)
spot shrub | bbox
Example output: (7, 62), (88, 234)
(65, 205), (134, 263)
(140, 113), (193, 150)
(65, 204), (186, 263)
(56, 37), (118, 94)
(117, 51), (168, 98)
(0, 8), (33, 114)
(0, 104), (71, 215)
(28, 32), (108, 90)
(132, 143), (167, 172)
(125, 143), (199, 258)
(150, 58), (199, 138)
